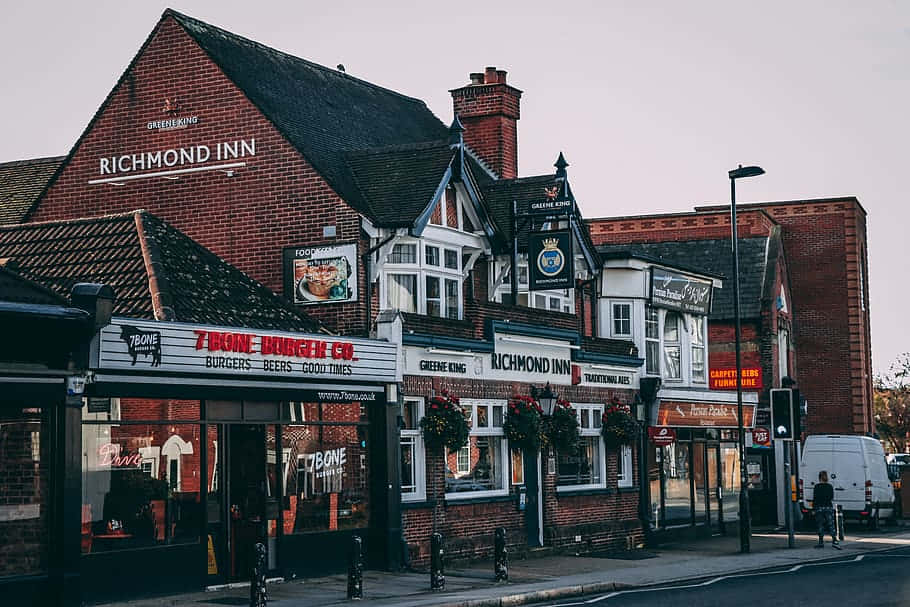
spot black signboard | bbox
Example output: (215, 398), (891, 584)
(649, 267), (713, 315)
(528, 198), (573, 215)
(528, 230), (574, 291)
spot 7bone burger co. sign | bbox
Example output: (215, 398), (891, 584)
(95, 319), (397, 383)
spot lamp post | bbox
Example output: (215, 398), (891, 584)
(728, 164), (764, 554)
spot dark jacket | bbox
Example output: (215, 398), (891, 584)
(814, 481), (834, 508)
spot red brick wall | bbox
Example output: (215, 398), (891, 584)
(28, 16), (367, 335)
(401, 374), (641, 565)
(588, 198), (872, 435)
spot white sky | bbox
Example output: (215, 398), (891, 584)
(2, 1), (907, 374)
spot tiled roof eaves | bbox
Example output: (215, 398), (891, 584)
(598, 249), (726, 280)
(133, 211), (173, 321)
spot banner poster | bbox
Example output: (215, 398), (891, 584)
(284, 243), (358, 305)
(528, 230), (574, 291)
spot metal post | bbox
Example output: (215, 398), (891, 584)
(731, 177), (752, 554)
(494, 527), (508, 582)
(837, 504), (845, 541)
(784, 446), (795, 548)
(430, 532), (445, 591)
(249, 542), (268, 607)
(347, 535), (364, 600)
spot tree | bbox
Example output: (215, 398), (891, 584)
(874, 353), (910, 453)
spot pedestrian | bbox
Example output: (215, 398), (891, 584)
(813, 470), (840, 549)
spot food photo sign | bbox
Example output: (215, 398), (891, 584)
(283, 243), (358, 305)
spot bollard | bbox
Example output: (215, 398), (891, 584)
(494, 527), (508, 582)
(430, 532), (445, 591)
(249, 542), (268, 607)
(837, 504), (845, 541)
(347, 535), (364, 600)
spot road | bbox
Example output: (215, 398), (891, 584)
(544, 546), (910, 607)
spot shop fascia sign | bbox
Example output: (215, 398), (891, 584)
(649, 267), (713, 316)
(709, 367), (763, 390)
(94, 318), (397, 384)
(403, 335), (637, 388)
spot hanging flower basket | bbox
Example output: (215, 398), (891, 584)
(420, 390), (470, 453)
(601, 399), (638, 449)
(543, 398), (581, 453)
(503, 395), (545, 451)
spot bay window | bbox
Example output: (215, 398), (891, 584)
(557, 403), (606, 490)
(387, 274), (417, 313)
(690, 316), (706, 383)
(380, 238), (463, 319)
(445, 399), (509, 498)
(663, 311), (682, 380)
(645, 306), (660, 375)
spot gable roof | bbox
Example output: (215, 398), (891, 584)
(168, 10), (448, 220)
(345, 140), (456, 228)
(597, 237), (772, 320)
(0, 211), (324, 332)
(0, 156), (65, 225)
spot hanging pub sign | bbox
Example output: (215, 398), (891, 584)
(283, 243), (358, 305)
(649, 267), (713, 316)
(527, 184), (574, 215)
(528, 230), (574, 291)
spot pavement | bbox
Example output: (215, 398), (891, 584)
(96, 525), (910, 607)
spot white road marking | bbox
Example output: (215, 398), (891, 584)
(547, 551), (907, 606)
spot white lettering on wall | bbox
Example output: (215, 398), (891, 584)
(97, 138), (256, 175)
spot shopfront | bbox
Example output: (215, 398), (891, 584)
(80, 318), (399, 601)
(645, 394), (757, 539)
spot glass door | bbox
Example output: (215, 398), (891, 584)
(693, 442), (708, 527)
(721, 443), (741, 526)
(707, 445), (721, 533)
(206, 425), (227, 585)
(228, 424), (267, 581)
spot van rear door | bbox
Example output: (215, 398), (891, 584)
(800, 438), (834, 506)
(831, 438), (865, 511)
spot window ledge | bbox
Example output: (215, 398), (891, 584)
(401, 499), (435, 510)
(556, 486), (613, 497)
(444, 493), (513, 505)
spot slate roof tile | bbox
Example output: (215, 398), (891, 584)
(168, 10), (448, 223)
(0, 211), (323, 332)
(597, 238), (770, 320)
(0, 156), (64, 225)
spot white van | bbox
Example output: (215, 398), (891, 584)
(798, 435), (895, 528)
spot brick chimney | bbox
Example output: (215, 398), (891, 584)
(450, 67), (522, 179)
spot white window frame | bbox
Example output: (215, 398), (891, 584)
(611, 300), (633, 338)
(690, 315), (707, 384)
(556, 403), (607, 492)
(617, 444), (634, 488)
(401, 397), (426, 502)
(445, 398), (510, 501)
(381, 238), (463, 319)
(662, 311), (683, 382)
(490, 257), (575, 312)
(644, 305), (660, 376)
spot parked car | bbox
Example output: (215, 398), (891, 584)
(799, 435), (896, 529)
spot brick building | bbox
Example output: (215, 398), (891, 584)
(2, 7), (648, 595)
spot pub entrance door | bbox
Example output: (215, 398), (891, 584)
(206, 424), (279, 584)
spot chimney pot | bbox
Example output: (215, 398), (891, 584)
(470, 72), (484, 85)
(496, 70), (507, 84)
(484, 66), (498, 83)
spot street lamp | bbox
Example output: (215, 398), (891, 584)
(728, 164), (764, 554)
(532, 383), (558, 416)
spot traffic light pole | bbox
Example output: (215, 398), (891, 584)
(784, 443), (795, 548)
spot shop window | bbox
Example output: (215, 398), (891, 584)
(690, 316), (706, 383)
(662, 442), (691, 523)
(445, 400), (509, 498)
(282, 401), (370, 534)
(557, 403), (605, 490)
(81, 420), (202, 554)
(645, 306), (660, 375)
(387, 273), (417, 313)
(612, 302), (632, 337)
(663, 312), (682, 380)
(617, 445), (633, 488)
(401, 398), (425, 502)
(0, 406), (48, 576)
